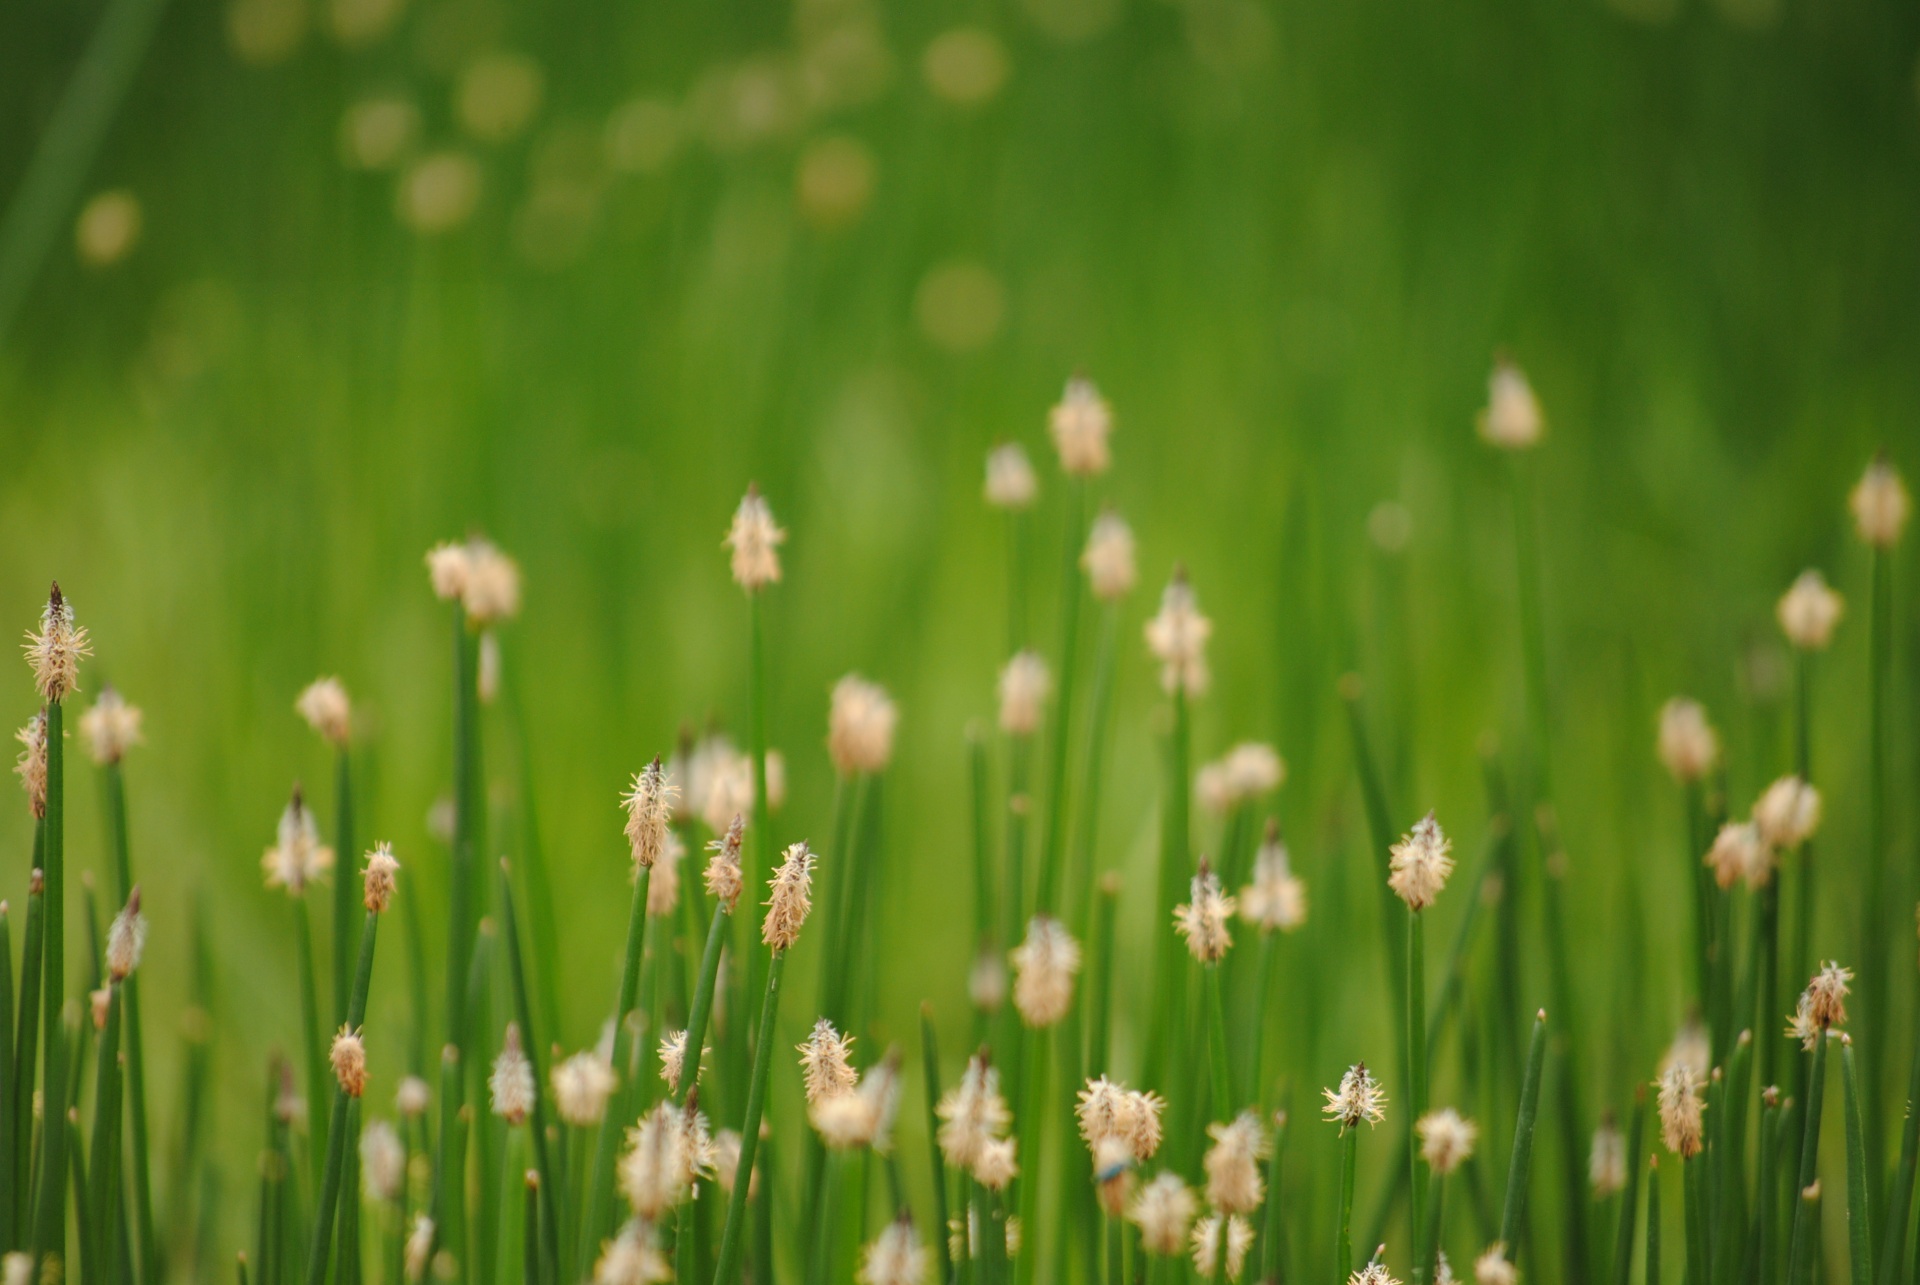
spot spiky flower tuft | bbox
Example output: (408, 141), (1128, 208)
(295, 677), (352, 747)
(1777, 569), (1843, 652)
(15, 713), (46, 820)
(1010, 915), (1081, 1027)
(1418, 1107), (1478, 1175)
(490, 1022), (535, 1125)
(724, 485), (786, 591)
(396, 1075), (431, 1118)
(1323, 1063), (1387, 1133)
(1144, 569), (1211, 697)
(1589, 1117), (1626, 1197)
(1240, 820), (1306, 933)
(935, 1053), (1011, 1172)
(858, 1218), (929, 1285)
(1472, 1246), (1517, 1285)
(24, 583), (91, 702)
(1705, 821), (1768, 891)
(263, 786), (334, 897)
(363, 842), (401, 913)
(331, 1026), (369, 1097)
(1656, 697), (1718, 785)
(829, 675), (899, 776)
(1190, 1214), (1255, 1281)
(984, 443), (1039, 511)
(798, 1019), (858, 1104)
(1851, 453), (1910, 548)
(1076, 1076), (1166, 1163)
(997, 650), (1051, 737)
(1129, 1171), (1197, 1256)
(1656, 1062), (1705, 1158)
(1389, 811), (1454, 910)
(762, 841), (816, 951)
(1754, 775), (1821, 850)
(1351, 1264), (1403, 1285)
(1049, 375), (1114, 476)
(106, 887), (147, 981)
(1174, 861), (1236, 964)
(704, 816), (746, 912)
(425, 538), (521, 624)
(617, 1100), (714, 1220)
(361, 1119), (406, 1202)
(82, 685), (144, 765)
(593, 1219), (672, 1285)
(553, 1050), (617, 1126)
(1478, 356), (1543, 450)
(1203, 1111), (1269, 1213)
(622, 758), (676, 872)
(1082, 509), (1137, 601)
(646, 831), (683, 917)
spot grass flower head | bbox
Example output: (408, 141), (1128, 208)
(1010, 914), (1080, 1027)
(24, 583), (90, 702)
(106, 886), (146, 981)
(295, 676), (351, 747)
(1145, 568), (1211, 696)
(984, 442), (1038, 510)
(997, 649), (1051, 736)
(1851, 453), (1910, 547)
(1049, 374), (1113, 476)
(1656, 1062), (1705, 1157)
(1129, 1171), (1197, 1255)
(1777, 569), (1843, 651)
(1754, 775), (1821, 849)
(263, 786), (334, 896)
(1203, 1111), (1269, 1212)
(829, 674), (898, 775)
(1175, 860), (1236, 963)
(1190, 1214), (1254, 1281)
(1241, 820), (1306, 932)
(1417, 1107), (1478, 1175)
(1656, 697), (1718, 784)
(1083, 509), (1137, 601)
(1389, 811), (1454, 910)
(622, 757), (675, 871)
(1323, 1062), (1387, 1133)
(724, 485), (785, 591)
(762, 840), (815, 951)
(490, 1022), (535, 1125)
(82, 684), (143, 765)
(1478, 355), (1543, 449)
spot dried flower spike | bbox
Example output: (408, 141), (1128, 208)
(24, 583), (90, 702)
(798, 1019), (858, 1104)
(263, 786), (334, 896)
(1144, 569), (1211, 697)
(1418, 1107), (1478, 1175)
(363, 842), (401, 913)
(1389, 811), (1454, 910)
(1705, 821), (1769, 891)
(295, 677), (352, 747)
(1076, 1076), (1166, 1163)
(361, 1119), (406, 1202)
(1655, 1062), (1705, 1157)
(857, 1217), (929, 1285)
(81, 685), (143, 765)
(1802, 961), (1852, 1030)
(1478, 356), (1543, 450)
(724, 485), (786, 591)
(762, 840), (815, 951)
(331, 1026), (369, 1097)
(984, 443), (1039, 510)
(1128, 1172), (1197, 1255)
(997, 650), (1051, 737)
(1851, 453), (1910, 547)
(15, 713), (46, 820)
(1190, 1214), (1254, 1281)
(1656, 697), (1718, 784)
(490, 1022), (535, 1125)
(1472, 1246), (1517, 1285)
(1754, 775), (1821, 850)
(622, 758), (675, 872)
(704, 816), (746, 912)
(1203, 1111), (1268, 1213)
(1589, 1117), (1626, 1197)
(647, 831), (683, 917)
(1323, 1062), (1387, 1132)
(935, 1053), (1010, 1171)
(1010, 915), (1081, 1027)
(553, 1050), (617, 1126)
(1241, 820), (1307, 933)
(106, 887), (146, 981)
(828, 675), (898, 776)
(1777, 569), (1843, 651)
(1175, 861), (1236, 964)
(1049, 375), (1114, 477)
(1082, 509), (1137, 601)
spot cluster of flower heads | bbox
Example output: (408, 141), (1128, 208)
(1009, 915), (1081, 1027)
(1194, 741), (1285, 815)
(1702, 771), (1822, 892)
(936, 1053), (1017, 1193)
(798, 1019), (901, 1151)
(425, 536), (523, 625)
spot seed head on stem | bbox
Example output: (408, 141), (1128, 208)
(658, 1029), (698, 1097)
(1049, 375), (1114, 477)
(331, 1026), (369, 1098)
(1705, 821), (1769, 891)
(24, 582), (90, 702)
(828, 675), (898, 776)
(395, 1075), (431, 1118)
(106, 886), (146, 981)
(1203, 1111), (1268, 1213)
(1129, 1172), (1197, 1255)
(984, 443), (1039, 510)
(295, 677), (351, 748)
(704, 815), (746, 911)
(490, 1022), (535, 1125)
(404, 1215), (435, 1280)
(724, 484), (786, 591)
(1010, 915), (1080, 1027)
(972, 1136), (1019, 1190)
(1144, 568), (1211, 697)
(1850, 453), (1910, 548)
(810, 1054), (901, 1151)
(1389, 811), (1454, 910)
(593, 1219), (671, 1285)
(82, 684), (143, 765)
(1240, 819), (1306, 933)
(646, 831), (683, 916)
(552, 1050), (616, 1126)
(798, 1019), (858, 1104)
(1589, 1115), (1626, 1197)
(15, 712), (46, 819)
(361, 1120), (405, 1202)
(1655, 1062), (1705, 1157)
(857, 1216), (929, 1285)
(1656, 697), (1718, 784)
(425, 538), (521, 623)
(1471, 1246), (1517, 1285)
(1092, 1135), (1135, 1215)
(1777, 569), (1843, 651)
(1190, 1214), (1254, 1280)
(622, 758), (676, 872)
(263, 786), (334, 896)
(762, 840), (816, 951)
(2, 1253), (31, 1285)
(1417, 1107), (1478, 1175)
(997, 650), (1051, 736)
(1788, 961), (1851, 1047)
(1175, 860), (1236, 964)
(1322, 1063), (1387, 1133)
(363, 842), (401, 913)
(1477, 355), (1543, 450)
(1754, 775), (1821, 849)
(618, 1099), (714, 1220)
(1082, 509), (1137, 601)
(1076, 1075), (1166, 1163)
(935, 1052), (1010, 1171)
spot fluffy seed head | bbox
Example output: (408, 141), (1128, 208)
(1656, 1062), (1705, 1157)
(426, 538), (521, 624)
(1049, 375), (1114, 476)
(1203, 1111), (1269, 1213)
(984, 443), (1038, 510)
(361, 1119), (406, 1201)
(1478, 356), (1543, 449)
(1175, 862), (1236, 964)
(82, 685), (144, 765)
(1417, 1108), (1477, 1176)
(1851, 454), (1910, 547)
(1754, 775), (1821, 850)
(552, 1050), (616, 1127)
(1800, 961), (1852, 1033)
(593, 1219), (672, 1285)
(1323, 1063), (1387, 1133)
(490, 1023), (535, 1125)
(295, 677), (352, 747)
(1472, 1247), (1517, 1285)
(1661, 1016), (1711, 1081)
(724, 486), (786, 591)
(658, 1029), (694, 1096)
(106, 887), (146, 981)
(829, 675), (899, 775)
(1657, 697), (1718, 784)
(714, 1129), (751, 1197)
(857, 1218), (929, 1285)
(618, 1100), (714, 1219)
(396, 1075), (431, 1117)
(363, 842), (401, 913)
(404, 1214), (435, 1280)
(810, 1057), (901, 1151)
(1589, 1117), (1626, 1197)
(1010, 915), (1081, 1027)
(1777, 569), (1844, 651)
(1082, 510), (1137, 601)
(1144, 570), (1211, 697)
(1093, 1134), (1136, 1215)
(1190, 1214), (1255, 1281)
(969, 947), (1007, 1012)
(935, 1053), (1011, 1171)
(704, 817), (745, 912)
(1705, 821), (1769, 891)
(1389, 812), (1455, 911)
(622, 759), (676, 871)
(25, 584), (90, 702)
(264, 787), (334, 897)
(798, 1019), (858, 1104)
(15, 714), (46, 819)
(1352, 1265), (1403, 1285)
(91, 985), (112, 1030)
(1076, 1076), (1166, 1163)
(972, 1136), (1019, 1190)
(1241, 822), (1307, 933)
(331, 1026), (369, 1097)
(1, 1253), (30, 1285)
(762, 841), (815, 951)
(997, 650), (1051, 737)
(1128, 1172), (1197, 1256)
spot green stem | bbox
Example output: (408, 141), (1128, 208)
(1335, 1126), (1358, 1279)
(1145, 690), (1190, 1096)
(293, 898), (326, 1186)
(1788, 1034), (1830, 1285)
(32, 698), (68, 1276)
(1505, 452), (1553, 795)
(1683, 1156), (1707, 1285)
(1844, 1038), (1873, 1285)
(1647, 1158), (1662, 1285)
(438, 612), (479, 1243)
(676, 902), (730, 1108)
(805, 1150), (844, 1285)
(0, 903), (14, 1255)
(305, 907), (382, 1285)
(1205, 967), (1232, 1121)
(15, 848), (42, 1241)
(86, 982), (123, 1285)
(711, 948), (788, 1285)
(970, 729), (998, 1040)
(1259, 1109), (1288, 1284)
(332, 748), (355, 1027)
(1876, 981), (1920, 1285)
(745, 591), (773, 1019)
(1339, 685), (1411, 1123)
(1499, 1011), (1548, 1257)
(1408, 909), (1428, 1284)
(496, 862), (563, 1283)
(338, 1097), (362, 1285)
(102, 761), (156, 1285)
(1014, 1024), (1051, 1285)
(920, 1005), (953, 1285)
(1209, 1214), (1228, 1285)
(1685, 781), (1709, 1018)
(1086, 877), (1118, 1078)
(581, 862), (653, 1263)
(1035, 480), (1086, 918)
(1068, 603), (1120, 935)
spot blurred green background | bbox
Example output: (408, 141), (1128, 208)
(2, 0), (1917, 1265)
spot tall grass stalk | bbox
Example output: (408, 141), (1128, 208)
(100, 755), (157, 1285)
(1788, 1033), (1830, 1285)
(331, 749), (355, 1027)
(745, 593), (773, 1012)
(1145, 690), (1189, 1101)
(86, 979), (123, 1285)
(1845, 1036), (1873, 1285)
(919, 1005), (952, 1285)
(712, 948), (788, 1285)
(1068, 602), (1121, 933)
(0, 905), (11, 1257)
(580, 859), (653, 1260)
(31, 697), (69, 1276)
(1259, 1109), (1287, 1285)
(1861, 542), (1893, 1184)
(1408, 907), (1428, 1284)
(1877, 980), (1920, 1285)
(1610, 1091), (1646, 1285)
(1334, 1121), (1358, 1279)
(1498, 1011), (1548, 1263)
(1647, 1157), (1662, 1285)
(1034, 481), (1086, 918)
(437, 614), (481, 1245)
(1339, 679), (1411, 1112)
(497, 861), (563, 1282)
(14, 856), (41, 1240)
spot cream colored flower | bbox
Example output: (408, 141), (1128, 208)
(1418, 1107), (1477, 1175)
(1850, 454), (1909, 548)
(1190, 1214), (1254, 1281)
(295, 677), (352, 747)
(1049, 375), (1113, 476)
(857, 1218), (929, 1285)
(984, 443), (1038, 510)
(1389, 812), (1454, 911)
(1076, 1076), (1166, 1163)
(15, 714), (46, 820)
(1656, 1062), (1705, 1158)
(935, 1054), (1010, 1171)
(1705, 821), (1769, 891)
(798, 1020), (858, 1104)
(106, 888), (146, 981)
(490, 1024), (536, 1125)
(24, 584), (90, 703)
(1240, 824), (1306, 933)
(829, 675), (898, 775)
(1777, 569), (1843, 651)
(1322, 1063), (1386, 1132)
(724, 486), (786, 591)
(762, 841), (815, 951)
(622, 758), (676, 871)
(1754, 775), (1821, 849)
(82, 685), (144, 765)
(1478, 357), (1542, 449)
(704, 817), (745, 912)
(552, 1050), (617, 1126)
(363, 842), (401, 913)
(1203, 1111), (1268, 1213)
(646, 831), (683, 917)
(1174, 863), (1236, 964)
(1010, 915), (1080, 1027)
(1145, 571), (1211, 697)
(1472, 1246), (1517, 1285)
(1128, 1172), (1196, 1256)
(361, 1119), (405, 1201)
(331, 1026), (369, 1097)
(263, 788), (335, 896)
(997, 650), (1051, 736)
(1082, 510), (1136, 601)
(1656, 697), (1718, 784)
(1589, 1118), (1626, 1197)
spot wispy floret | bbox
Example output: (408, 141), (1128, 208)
(106, 887), (146, 981)
(1128, 1172), (1197, 1256)
(1093, 1134), (1136, 1214)
(427, 542), (470, 600)
(646, 831), (683, 917)
(1203, 1111), (1268, 1213)
(1660, 1016), (1710, 1080)
(704, 816), (746, 912)
(1589, 1117), (1626, 1197)
(1082, 509), (1137, 601)
(396, 1075), (431, 1117)
(1010, 915), (1080, 1027)
(1851, 453), (1910, 548)
(405, 1215), (435, 1281)
(798, 1019), (858, 1104)
(1753, 775), (1821, 849)
(858, 1217), (929, 1285)
(1323, 1063), (1387, 1132)
(1190, 1214), (1254, 1281)
(622, 758), (676, 872)
(1801, 961), (1852, 1031)
(1777, 569), (1844, 651)
(969, 948), (1007, 1013)
(1418, 1107), (1477, 1175)
(361, 1119), (405, 1201)
(82, 685), (143, 765)
(1076, 1076), (1166, 1163)
(15, 713), (46, 819)
(829, 675), (899, 776)
(1472, 1246), (1517, 1285)
(1351, 1263), (1403, 1285)
(1175, 862), (1236, 964)
(984, 443), (1039, 510)
(1049, 375), (1114, 476)
(490, 1022), (535, 1125)
(363, 842), (401, 913)
(658, 1029), (695, 1096)
(1656, 1063), (1705, 1158)
(593, 1219), (672, 1285)
(936, 1053), (1011, 1171)
(762, 841), (815, 951)
(331, 1026), (368, 1097)
(553, 1050), (617, 1126)
(972, 1136), (1018, 1190)
(997, 650), (1051, 736)
(263, 787), (334, 896)
(1705, 821), (1768, 891)
(2, 1253), (32, 1285)
(724, 485), (786, 591)
(1389, 811), (1454, 911)
(24, 584), (90, 702)
(1477, 356), (1543, 450)
(426, 538), (522, 623)
(1240, 820), (1306, 933)
(1656, 697), (1718, 784)
(295, 677), (352, 747)
(811, 1055), (901, 1151)
(1144, 569), (1211, 697)
(713, 1129), (750, 1197)
(618, 1100), (713, 1219)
